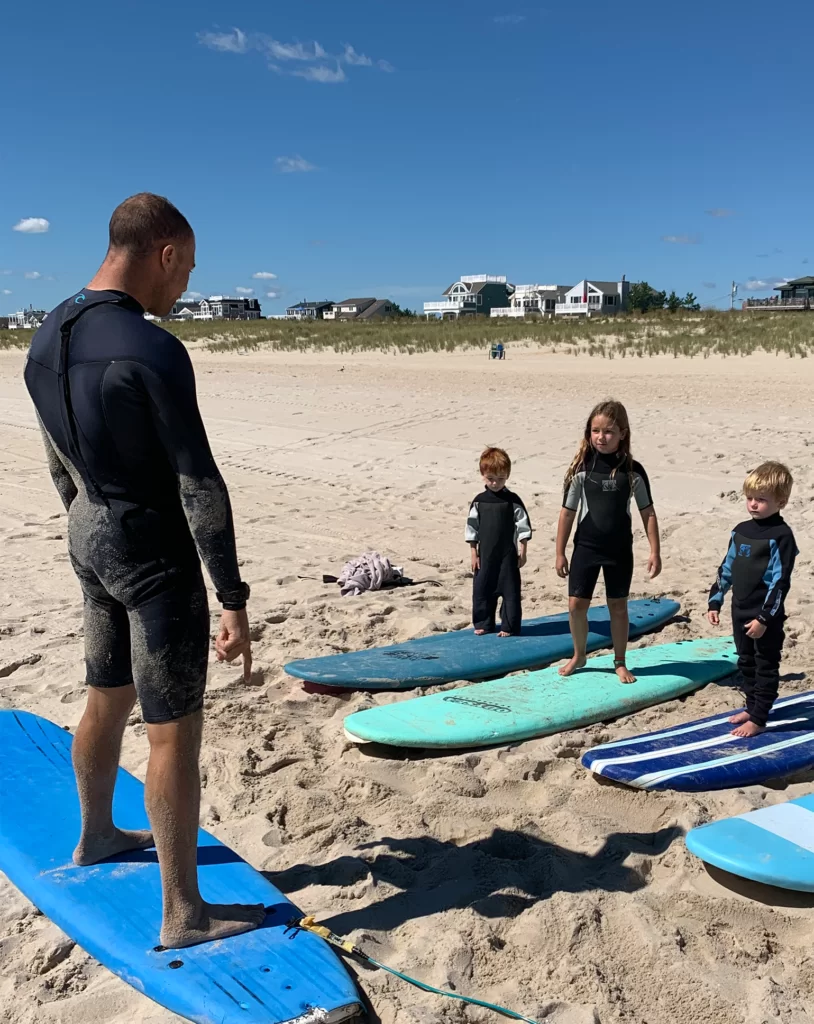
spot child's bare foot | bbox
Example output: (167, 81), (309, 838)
(474, 629), (487, 636)
(559, 655), (586, 677)
(498, 631), (511, 638)
(728, 711), (750, 725)
(615, 662), (636, 684)
(731, 719), (764, 738)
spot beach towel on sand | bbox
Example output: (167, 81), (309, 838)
(298, 551), (442, 596)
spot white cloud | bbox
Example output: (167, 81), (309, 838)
(2, 289), (11, 295)
(198, 27), (391, 81)
(342, 44), (372, 66)
(266, 290), (282, 299)
(705, 208), (736, 218)
(275, 155), (317, 174)
(197, 28), (247, 53)
(493, 14), (526, 24)
(235, 287), (254, 295)
(661, 234), (702, 245)
(1, 269), (11, 275)
(292, 64), (346, 83)
(743, 277), (788, 291)
(182, 291), (205, 301)
(252, 271), (277, 280)
(24, 271), (42, 279)
(13, 217), (50, 234)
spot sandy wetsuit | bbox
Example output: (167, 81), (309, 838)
(24, 290), (249, 723)
(708, 513), (797, 727)
(466, 488), (532, 635)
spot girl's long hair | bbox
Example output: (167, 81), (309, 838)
(564, 400), (633, 490)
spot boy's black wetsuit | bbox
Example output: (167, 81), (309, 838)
(466, 488), (532, 635)
(24, 289), (249, 723)
(708, 513), (797, 728)
(562, 450), (653, 599)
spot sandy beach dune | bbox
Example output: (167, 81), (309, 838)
(1, 346), (813, 1024)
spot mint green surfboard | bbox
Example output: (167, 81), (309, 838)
(343, 637), (738, 750)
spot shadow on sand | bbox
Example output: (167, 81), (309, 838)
(264, 825), (683, 934)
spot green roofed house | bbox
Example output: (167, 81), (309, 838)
(424, 275), (513, 319)
(744, 277), (814, 311)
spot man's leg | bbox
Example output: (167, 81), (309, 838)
(73, 684), (155, 865)
(145, 712), (265, 948)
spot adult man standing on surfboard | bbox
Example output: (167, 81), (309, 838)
(23, 194), (264, 948)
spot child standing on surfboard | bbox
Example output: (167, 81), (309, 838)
(466, 446), (532, 637)
(555, 400), (661, 683)
(707, 462), (798, 738)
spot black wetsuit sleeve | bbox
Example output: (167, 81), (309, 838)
(708, 532), (736, 610)
(141, 347), (245, 604)
(37, 415), (78, 512)
(759, 530), (797, 624)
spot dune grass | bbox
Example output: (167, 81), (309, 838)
(2, 311), (812, 357)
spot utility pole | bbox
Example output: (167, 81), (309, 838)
(730, 281), (738, 311)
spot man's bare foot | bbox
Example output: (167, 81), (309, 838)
(498, 631), (511, 638)
(73, 827), (154, 866)
(559, 655), (587, 677)
(160, 901), (267, 949)
(615, 663), (636, 684)
(728, 711), (750, 725)
(474, 629), (487, 636)
(731, 720), (764, 738)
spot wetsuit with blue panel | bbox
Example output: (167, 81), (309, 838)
(708, 513), (797, 727)
(24, 289), (249, 724)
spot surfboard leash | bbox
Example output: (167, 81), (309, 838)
(288, 916), (541, 1024)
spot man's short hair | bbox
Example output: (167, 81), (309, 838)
(479, 446), (511, 477)
(108, 193), (193, 255)
(744, 461), (793, 504)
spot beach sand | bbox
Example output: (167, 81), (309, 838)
(1, 346), (813, 1024)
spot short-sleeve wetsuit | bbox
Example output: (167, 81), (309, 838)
(562, 450), (653, 600)
(465, 488), (532, 634)
(24, 289), (249, 723)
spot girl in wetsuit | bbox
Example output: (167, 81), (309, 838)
(555, 400), (661, 683)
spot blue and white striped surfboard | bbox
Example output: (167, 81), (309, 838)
(686, 793), (814, 890)
(581, 690), (814, 791)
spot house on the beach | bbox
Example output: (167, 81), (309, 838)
(6, 307), (47, 329)
(323, 298), (397, 321)
(555, 277), (630, 317)
(168, 296), (262, 321)
(424, 275), (513, 319)
(744, 276), (814, 310)
(491, 284), (572, 319)
(285, 300), (334, 320)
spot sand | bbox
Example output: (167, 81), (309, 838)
(1, 345), (814, 1024)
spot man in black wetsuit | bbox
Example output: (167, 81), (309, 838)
(24, 194), (264, 948)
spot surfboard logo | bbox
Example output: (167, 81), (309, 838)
(443, 695), (512, 713)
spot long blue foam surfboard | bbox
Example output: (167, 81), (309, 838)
(285, 598), (679, 690)
(343, 637), (736, 750)
(0, 711), (362, 1024)
(582, 690), (814, 791)
(686, 793), (814, 890)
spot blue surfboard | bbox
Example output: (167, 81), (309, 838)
(285, 598), (679, 690)
(0, 711), (362, 1024)
(686, 793), (814, 890)
(582, 690), (814, 791)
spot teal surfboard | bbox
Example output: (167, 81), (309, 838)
(686, 793), (814, 890)
(343, 637), (737, 750)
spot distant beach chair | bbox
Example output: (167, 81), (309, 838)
(489, 343), (506, 360)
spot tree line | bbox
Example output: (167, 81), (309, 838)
(628, 282), (700, 314)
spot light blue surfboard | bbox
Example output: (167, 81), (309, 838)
(0, 711), (362, 1024)
(686, 793), (814, 890)
(582, 690), (814, 791)
(285, 598), (679, 690)
(343, 637), (736, 749)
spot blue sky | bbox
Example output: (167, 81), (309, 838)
(2, 0), (812, 314)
